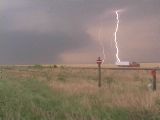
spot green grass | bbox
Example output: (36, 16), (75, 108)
(0, 79), (129, 120)
(0, 78), (159, 120)
(0, 66), (160, 119)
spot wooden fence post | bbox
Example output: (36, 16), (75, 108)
(151, 69), (156, 91)
(97, 57), (102, 87)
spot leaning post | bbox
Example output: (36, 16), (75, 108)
(96, 57), (102, 87)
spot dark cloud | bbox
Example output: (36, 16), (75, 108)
(0, 30), (91, 64)
(0, 0), (160, 64)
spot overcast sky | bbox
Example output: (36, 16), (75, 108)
(0, 0), (160, 64)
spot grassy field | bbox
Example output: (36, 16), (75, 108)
(0, 64), (160, 120)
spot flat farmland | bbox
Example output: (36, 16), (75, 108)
(0, 64), (160, 120)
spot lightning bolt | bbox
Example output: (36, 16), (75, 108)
(98, 22), (106, 64)
(114, 10), (121, 63)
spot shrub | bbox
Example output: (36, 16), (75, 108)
(53, 64), (58, 68)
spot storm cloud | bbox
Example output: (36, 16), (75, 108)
(0, 0), (160, 64)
